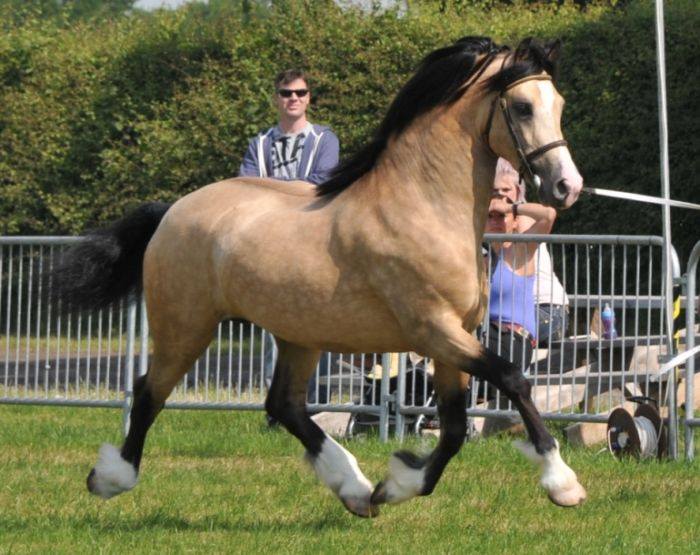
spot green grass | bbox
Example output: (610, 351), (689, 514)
(0, 406), (698, 554)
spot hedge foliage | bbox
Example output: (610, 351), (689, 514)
(0, 0), (698, 262)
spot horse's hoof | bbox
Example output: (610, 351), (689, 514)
(86, 468), (97, 494)
(341, 495), (380, 518)
(87, 444), (138, 499)
(548, 481), (587, 507)
(371, 452), (425, 506)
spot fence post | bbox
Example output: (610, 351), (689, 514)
(379, 353), (392, 442)
(122, 299), (138, 438)
(662, 249), (679, 459)
(685, 241), (700, 460)
(395, 353), (407, 441)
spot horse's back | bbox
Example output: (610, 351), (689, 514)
(153, 177), (323, 237)
(141, 177), (385, 347)
(166, 177), (318, 219)
(145, 174), (328, 265)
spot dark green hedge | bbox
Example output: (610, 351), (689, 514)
(0, 0), (698, 262)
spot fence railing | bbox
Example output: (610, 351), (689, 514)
(1, 237), (127, 409)
(684, 240), (700, 460)
(1, 235), (693, 456)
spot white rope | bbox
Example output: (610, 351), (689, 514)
(582, 186), (700, 211)
(656, 345), (700, 376)
(635, 416), (659, 459)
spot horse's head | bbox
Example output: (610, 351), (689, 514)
(317, 36), (582, 208)
(482, 39), (582, 209)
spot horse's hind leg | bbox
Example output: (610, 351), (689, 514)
(265, 339), (378, 518)
(86, 315), (217, 499)
(371, 362), (469, 506)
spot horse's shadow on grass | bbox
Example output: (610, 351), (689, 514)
(88, 510), (353, 533)
(1, 510), (353, 534)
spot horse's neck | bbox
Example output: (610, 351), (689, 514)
(366, 117), (496, 240)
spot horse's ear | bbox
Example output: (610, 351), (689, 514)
(544, 39), (563, 65)
(514, 37), (535, 61)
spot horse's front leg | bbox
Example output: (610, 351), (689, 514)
(265, 339), (378, 518)
(476, 346), (587, 507)
(371, 362), (468, 505)
(372, 320), (585, 508)
(460, 327), (586, 506)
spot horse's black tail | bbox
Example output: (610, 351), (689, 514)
(52, 202), (172, 311)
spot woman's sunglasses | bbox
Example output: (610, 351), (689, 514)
(277, 89), (309, 98)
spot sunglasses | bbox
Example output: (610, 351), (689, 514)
(277, 88), (309, 98)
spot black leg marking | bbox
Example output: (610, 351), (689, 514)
(419, 391), (467, 496)
(466, 348), (555, 455)
(265, 360), (326, 458)
(394, 450), (427, 470)
(121, 375), (162, 470)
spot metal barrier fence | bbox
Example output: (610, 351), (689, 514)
(0, 235), (688, 451)
(684, 240), (700, 460)
(0, 237), (128, 410)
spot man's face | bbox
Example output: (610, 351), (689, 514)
(492, 173), (519, 204)
(275, 78), (310, 120)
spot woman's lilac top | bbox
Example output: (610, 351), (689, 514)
(489, 256), (537, 337)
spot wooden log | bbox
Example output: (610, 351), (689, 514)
(565, 421), (608, 447)
(311, 411), (352, 438)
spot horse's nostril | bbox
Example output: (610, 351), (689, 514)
(554, 179), (568, 200)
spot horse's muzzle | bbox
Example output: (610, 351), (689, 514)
(540, 175), (582, 209)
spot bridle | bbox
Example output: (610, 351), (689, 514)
(483, 74), (568, 190)
(479, 61), (700, 212)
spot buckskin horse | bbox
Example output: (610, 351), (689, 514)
(55, 36), (587, 518)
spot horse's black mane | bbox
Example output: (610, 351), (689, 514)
(317, 36), (560, 197)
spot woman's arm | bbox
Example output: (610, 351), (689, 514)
(513, 203), (556, 263)
(514, 203), (557, 235)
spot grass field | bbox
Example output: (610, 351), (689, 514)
(0, 406), (698, 554)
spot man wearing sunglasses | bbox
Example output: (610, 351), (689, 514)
(239, 70), (339, 414)
(239, 69), (339, 185)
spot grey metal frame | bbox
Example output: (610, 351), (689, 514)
(0, 236), (392, 434)
(684, 240), (700, 459)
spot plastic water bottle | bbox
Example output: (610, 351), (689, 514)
(601, 303), (618, 339)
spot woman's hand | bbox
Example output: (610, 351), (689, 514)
(488, 197), (512, 216)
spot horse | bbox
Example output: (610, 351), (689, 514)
(55, 36), (586, 518)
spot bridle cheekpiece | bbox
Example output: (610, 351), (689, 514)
(483, 73), (568, 190)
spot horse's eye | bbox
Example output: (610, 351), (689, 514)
(513, 102), (533, 118)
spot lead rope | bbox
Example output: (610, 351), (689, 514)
(582, 186), (700, 211)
